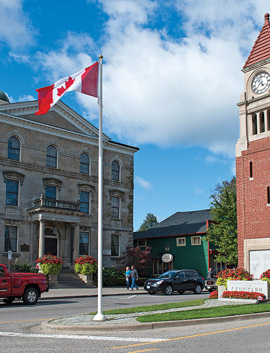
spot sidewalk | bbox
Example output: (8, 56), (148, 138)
(40, 286), (146, 300)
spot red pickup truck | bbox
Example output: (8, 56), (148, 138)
(0, 264), (48, 305)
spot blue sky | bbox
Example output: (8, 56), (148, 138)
(0, 0), (269, 230)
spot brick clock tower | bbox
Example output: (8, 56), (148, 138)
(236, 13), (270, 278)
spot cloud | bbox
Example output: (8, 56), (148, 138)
(135, 176), (153, 190)
(194, 187), (204, 196)
(15, 0), (270, 157)
(0, 0), (35, 49)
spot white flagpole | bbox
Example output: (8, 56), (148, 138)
(93, 55), (106, 321)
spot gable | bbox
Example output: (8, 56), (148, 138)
(0, 99), (106, 140)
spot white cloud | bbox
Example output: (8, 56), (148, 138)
(0, 0), (35, 49)
(135, 176), (153, 190)
(194, 187), (204, 196)
(18, 0), (270, 157)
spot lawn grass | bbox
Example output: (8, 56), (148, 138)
(89, 299), (205, 315)
(136, 303), (270, 322)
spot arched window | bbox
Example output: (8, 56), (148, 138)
(46, 145), (57, 168)
(8, 136), (20, 161)
(112, 160), (120, 181)
(80, 153), (90, 174)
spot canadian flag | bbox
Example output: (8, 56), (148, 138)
(35, 62), (99, 115)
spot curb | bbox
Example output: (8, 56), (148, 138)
(40, 311), (270, 332)
(40, 291), (146, 300)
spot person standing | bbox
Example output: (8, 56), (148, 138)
(125, 266), (131, 290)
(207, 267), (214, 279)
(130, 265), (139, 291)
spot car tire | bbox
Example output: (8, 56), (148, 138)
(164, 285), (173, 295)
(22, 287), (39, 305)
(193, 284), (202, 294)
(178, 291), (185, 294)
(149, 291), (155, 295)
(3, 297), (15, 305)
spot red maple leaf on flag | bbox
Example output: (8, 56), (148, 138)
(57, 76), (75, 96)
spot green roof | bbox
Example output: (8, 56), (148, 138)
(0, 91), (10, 103)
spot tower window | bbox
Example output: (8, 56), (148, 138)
(260, 112), (265, 133)
(268, 187), (270, 205)
(252, 115), (257, 135)
(267, 111), (270, 131)
(249, 161), (253, 179)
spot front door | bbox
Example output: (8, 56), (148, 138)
(45, 238), (57, 256)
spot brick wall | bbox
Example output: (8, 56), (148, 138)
(236, 137), (270, 266)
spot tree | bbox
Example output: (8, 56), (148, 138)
(207, 177), (238, 267)
(117, 246), (152, 275)
(138, 213), (157, 231)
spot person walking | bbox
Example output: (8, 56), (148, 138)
(130, 265), (139, 291)
(125, 266), (131, 290)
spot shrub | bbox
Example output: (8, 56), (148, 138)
(222, 291), (265, 300)
(260, 269), (270, 284)
(36, 254), (63, 275)
(74, 255), (97, 275)
(216, 268), (253, 288)
(12, 262), (38, 273)
(209, 290), (218, 299)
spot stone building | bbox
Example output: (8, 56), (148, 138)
(0, 91), (138, 268)
(236, 13), (270, 277)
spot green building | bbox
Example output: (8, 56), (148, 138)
(134, 209), (218, 279)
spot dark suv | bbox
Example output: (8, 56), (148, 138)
(144, 269), (205, 295)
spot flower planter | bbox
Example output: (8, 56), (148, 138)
(48, 273), (58, 288)
(77, 273), (94, 286)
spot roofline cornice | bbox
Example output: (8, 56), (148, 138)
(242, 57), (270, 73)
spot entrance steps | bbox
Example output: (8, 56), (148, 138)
(57, 268), (94, 288)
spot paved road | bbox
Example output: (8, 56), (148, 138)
(1, 293), (270, 353)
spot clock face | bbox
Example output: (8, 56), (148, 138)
(252, 72), (270, 94)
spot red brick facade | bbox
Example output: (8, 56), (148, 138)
(236, 137), (270, 267)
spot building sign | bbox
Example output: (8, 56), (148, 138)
(227, 280), (269, 299)
(162, 253), (173, 263)
(250, 250), (270, 279)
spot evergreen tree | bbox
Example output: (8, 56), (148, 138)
(138, 213), (157, 231)
(207, 177), (238, 266)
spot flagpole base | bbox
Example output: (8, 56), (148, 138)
(93, 312), (107, 321)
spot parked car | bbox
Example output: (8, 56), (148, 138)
(0, 264), (49, 305)
(144, 269), (205, 295)
(205, 277), (217, 292)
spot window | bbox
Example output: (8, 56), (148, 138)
(46, 145), (57, 168)
(80, 191), (90, 214)
(252, 115), (257, 135)
(176, 237), (186, 247)
(5, 225), (18, 252)
(191, 236), (201, 246)
(137, 239), (147, 247)
(45, 185), (56, 200)
(8, 136), (20, 161)
(111, 234), (120, 256)
(268, 186), (270, 205)
(260, 112), (265, 133)
(0, 266), (4, 277)
(6, 179), (19, 206)
(80, 153), (90, 174)
(79, 231), (89, 255)
(153, 259), (173, 275)
(112, 160), (120, 181)
(249, 161), (253, 178)
(111, 196), (120, 218)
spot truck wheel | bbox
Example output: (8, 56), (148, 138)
(22, 288), (39, 305)
(3, 298), (15, 305)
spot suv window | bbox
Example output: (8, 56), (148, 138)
(185, 271), (195, 278)
(0, 266), (4, 277)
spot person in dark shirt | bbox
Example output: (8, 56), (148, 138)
(130, 265), (139, 291)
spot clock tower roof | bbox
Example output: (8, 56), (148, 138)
(243, 13), (270, 69)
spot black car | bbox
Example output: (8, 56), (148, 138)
(144, 269), (205, 295)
